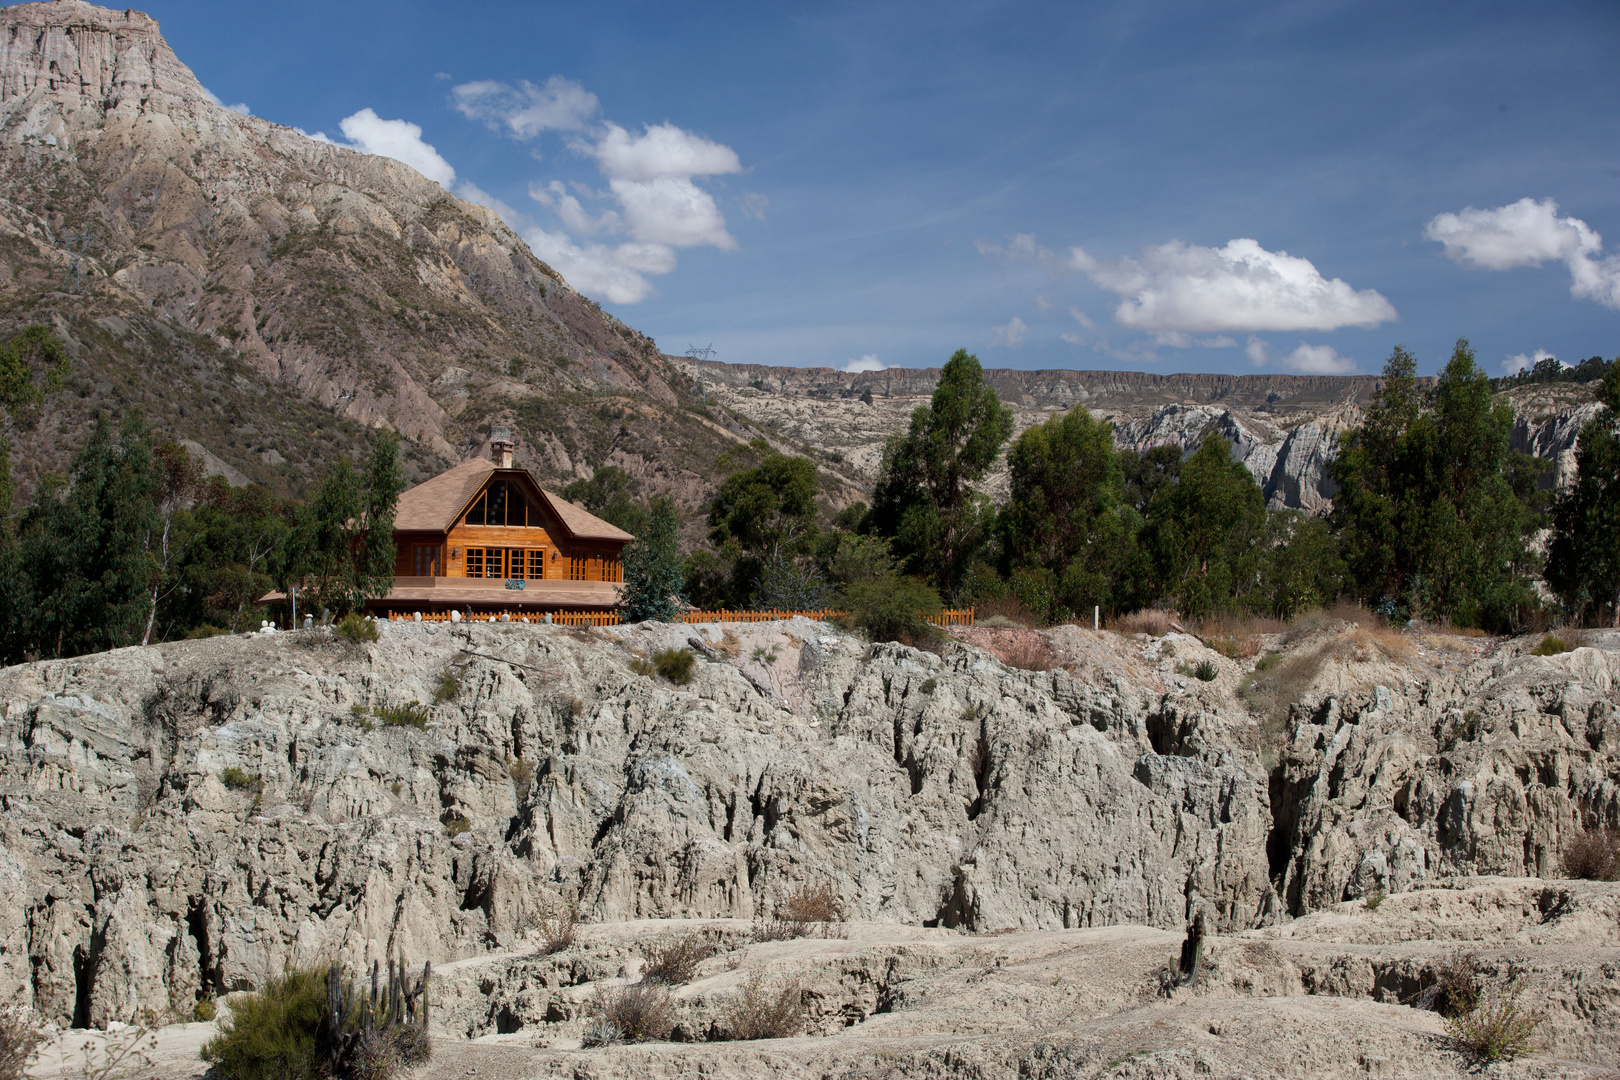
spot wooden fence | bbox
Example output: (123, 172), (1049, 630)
(386, 607), (972, 628)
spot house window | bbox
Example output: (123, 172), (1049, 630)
(529, 550), (545, 579)
(413, 545), (440, 576)
(464, 480), (533, 527)
(466, 548), (485, 577)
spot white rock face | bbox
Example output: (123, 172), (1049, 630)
(2, 620), (1617, 1033)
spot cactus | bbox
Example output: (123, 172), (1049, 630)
(325, 955), (432, 1079)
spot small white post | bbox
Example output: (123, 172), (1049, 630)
(1094, 605), (1100, 631)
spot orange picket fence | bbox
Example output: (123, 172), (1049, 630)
(386, 607), (972, 628)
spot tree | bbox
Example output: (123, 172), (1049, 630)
(1330, 340), (1540, 629)
(1000, 406), (1135, 619)
(621, 497), (685, 622)
(1255, 511), (1345, 619)
(1546, 362), (1620, 626)
(141, 441), (204, 644)
(283, 432), (404, 618)
(562, 466), (648, 536)
(0, 325), (69, 415)
(1141, 435), (1266, 618)
(163, 480), (292, 634)
(708, 453), (819, 558)
(870, 349), (1013, 597)
(7, 414), (160, 660)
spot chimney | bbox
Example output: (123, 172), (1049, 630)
(490, 428), (514, 469)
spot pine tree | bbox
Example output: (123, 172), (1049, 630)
(870, 349), (1013, 597)
(621, 497), (684, 622)
(1546, 363), (1620, 626)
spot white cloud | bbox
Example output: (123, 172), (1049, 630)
(451, 76), (599, 138)
(591, 122), (741, 183)
(1034, 294), (1053, 313)
(841, 354), (886, 373)
(1068, 238), (1396, 333)
(1060, 332), (1085, 345)
(200, 85), (250, 115)
(609, 175), (736, 250)
(294, 127), (336, 144)
(1246, 337), (1356, 374)
(976, 232), (1062, 269)
(337, 109), (456, 187)
(530, 180), (621, 234)
(990, 316), (1028, 348)
(1503, 348), (1558, 376)
(1426, 197), (1620, 311)
(1069, 307), (1096, 330)
(1425, 197), (1597, 270)
(520, 226), (660, 305)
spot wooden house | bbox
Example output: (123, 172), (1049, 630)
(362, 439), (634, 617)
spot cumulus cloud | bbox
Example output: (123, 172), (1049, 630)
(1246, 337), (1357, 374)
(200, 86), (249, 115)
(1068, 238), (1396, 333)
(841, 354), (886, 373)
(1426, 197), (1620, 310)
(1069, 307), (1096, 330)
(451, 76), (599, 138)
(337, 109), (456, 187)
(1503, 348), (1559, 376)
(446, 78), (748, 304)
(990, 316), (1028, 348)
(976, 232), (1062, 270)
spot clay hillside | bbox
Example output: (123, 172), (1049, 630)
(0, 0), (1602, 524)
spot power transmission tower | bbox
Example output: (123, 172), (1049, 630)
(685, 343), (716, 405)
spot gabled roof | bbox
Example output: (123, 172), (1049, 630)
(393, 458), (635, 542)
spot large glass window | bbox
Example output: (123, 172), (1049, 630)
(464, 481), (533, 527)
(413, 545), (440, 576)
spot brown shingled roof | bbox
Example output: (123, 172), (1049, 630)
(392, 459), (635, 542)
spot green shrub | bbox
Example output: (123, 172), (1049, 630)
(919, 678), (937, 694)
(200, 968), (327, 1080)
(1444, 975), (1540, 1062)
(838, 574), (943, 647)
(1530, 634), (1569, 656)
(335, 613), (378, 644)
(221, 767), (263, 793)
(653, 648), (696, 685)
(432, 670), (461, 703)
(440, 810), (471, 836)
(376, 702), (429, 729)
(1364, 890), (1386, 911)
(1194, 661), (1217, 682)
(193, 997), (217, 1023)
(630, 658), (657, 677)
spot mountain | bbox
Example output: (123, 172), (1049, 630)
(0, 0), (1599, 524)
(0, 0), (785, 516)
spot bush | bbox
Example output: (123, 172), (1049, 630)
(838, 574), (943, 648)
(335, 613), (378, 644)
(375, 702), (429, 728)
(755, 881), (844, 941)
(629, 657), (656, 677)
(1414, 950), (1478, 1018)
(580, 1019), (622, 1048)
(194, 997), (218, 1022)
(719, 971), (807, 1040)
(539, 900), (579, 954)
(0, 1005), (46, 1080)
(1109, 609), (1175, 636)
(1193, 660), (1217, 682)
(507, 758), (534, 797)
(221, 766), (263, 793)
(440, 810), (470, 836)
(1364, 890), (1385, 911)
(1530, 634), (1570, 656)
(1563, 827), (1620, 880)
(1444, 975), (1540, 1062)
(642, 934), (713, 985)
(587, 982), (674, 1042)
(432, 670), (461, 703)
(653, 648), (696, 685)
(201, 968), (328, 1080)
(997, 632), (1059, 672)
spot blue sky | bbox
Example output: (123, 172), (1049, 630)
(155, 0), (1619, 376)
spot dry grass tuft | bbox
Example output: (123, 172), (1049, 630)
(754, 881), (845, 941)
(0, 1005), (46, 1080)
(973, 594), (1038, 628)
(1444, 974), (1541, 1062)
(999, 633), (1060, 672)
(719, 971), (807, 1041)
(1195, 614), (1283, 659)
(588, 982), (675, 1042)
(1411, 950), (1478, 1017)
(642, 934), (714, 985)
(538, 899), (579, 954)
(1343, 624), (1413, 661)
(1109, 609), (1176, 637)
(1562, 827), (1620, 881)
(1242, 647), (1329, 749)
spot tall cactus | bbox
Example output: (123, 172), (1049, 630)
(325, 955), (432, 1078)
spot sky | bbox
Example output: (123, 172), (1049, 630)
(150, 0), (1620, 377)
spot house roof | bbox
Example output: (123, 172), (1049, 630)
(393, 459), (635, 542)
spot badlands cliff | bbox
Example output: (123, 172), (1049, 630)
(2, 616), (1617, 1076)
